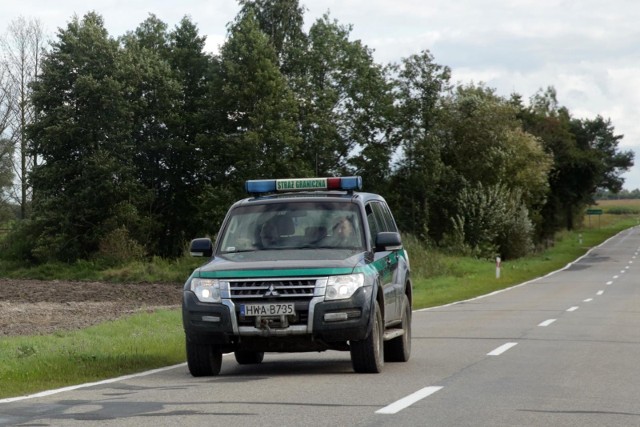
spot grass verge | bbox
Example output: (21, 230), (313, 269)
(0, 310), (184, 399)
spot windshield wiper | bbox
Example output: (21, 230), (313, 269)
(221, 249), (258, 254)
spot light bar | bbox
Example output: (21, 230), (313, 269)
(245, 177), (362, 195)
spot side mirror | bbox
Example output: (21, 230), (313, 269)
(374, 232), (402, 252)
(190, 238), (213, 258)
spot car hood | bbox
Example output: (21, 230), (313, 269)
(192, 249), (368, 279)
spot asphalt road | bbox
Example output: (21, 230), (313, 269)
(2, 227), (640, 426)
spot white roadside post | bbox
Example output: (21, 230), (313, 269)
(496, 256), (501, 279)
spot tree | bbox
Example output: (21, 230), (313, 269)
(26, 12), (138, 261)
(1, 67), (13, 217)
(387, 50), (451, 237)
(0, 17), (46, 219)
(218, 10), (306, 185)
(237, 0), (308, 80)
(0, 136), (12, 222)
(297, 14), (393, 185)
(570, 115), (634, 193)
(120, 15), (182, 256)
(433, 84), (551, 253)
(439, 85), (551, 201)
(517, 87), (616, 235)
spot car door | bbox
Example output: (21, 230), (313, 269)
(366, 201), (400, 324)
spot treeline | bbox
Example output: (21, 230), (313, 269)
(596, 189), (640, 200)
(0, 0), (633, 263)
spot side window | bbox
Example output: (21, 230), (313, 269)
(365, 204), (380, 239)
(379, 203), (398, 232)
(370, 202), (396, 233)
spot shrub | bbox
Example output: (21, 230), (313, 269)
(497, 203), (534, 259)
(98, 227), (146, 266)
(450, 183), (534, 259)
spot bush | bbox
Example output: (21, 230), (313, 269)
(606, 207), (640, 215)
(0, 220), (39, 263)
(497, 203), (534, 259)
(98, 227), (146, 266)
(450, 183), (534, 260)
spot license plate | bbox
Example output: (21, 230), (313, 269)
(241, 303), (296, 317)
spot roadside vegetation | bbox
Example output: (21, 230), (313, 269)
(1, 202), (638, 399)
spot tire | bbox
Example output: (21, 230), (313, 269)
(350, 301), (384, 373)
(384, 294), (412, 362)
(186, 339), (222, 377)
(234, 351), (265, 365)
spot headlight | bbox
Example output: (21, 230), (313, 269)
(325, 274), (365, 301)
(190, 278), (227, 303)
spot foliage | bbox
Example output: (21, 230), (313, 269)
(386, 51), (451, 237)
(571, 115), (634, 193)
(98, 227), (146, 266)
(25, 13), (139, 262)
(218, 9), (306, 185)
(449, 183), (534, 259)
(0, 137), (13, 221)
(0, 3), (634, 265)
(0, 17), (46, 220)
(515, 87), (633, 239)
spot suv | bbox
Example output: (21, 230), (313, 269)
(182, 176), (412, 375)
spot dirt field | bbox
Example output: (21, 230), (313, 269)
(0, 279), (183, 336)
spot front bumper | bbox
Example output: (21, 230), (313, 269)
(182, 286), (373, 350)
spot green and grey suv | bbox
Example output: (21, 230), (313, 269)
(182, 176), (412, 375)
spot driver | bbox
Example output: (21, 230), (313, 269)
(260, 221), (279, 247)
(331, 216), (356, 246)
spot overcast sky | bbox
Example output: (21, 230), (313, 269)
(2, 0), (639, 190)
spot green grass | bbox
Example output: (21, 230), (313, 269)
(1, 208), (639, 399)
(0, 310), (184, 399)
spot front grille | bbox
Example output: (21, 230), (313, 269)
(229, 278), (318, 299)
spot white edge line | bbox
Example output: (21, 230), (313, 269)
(376, 386), (443, 414)
(488, 342), (518, 356)
(415, 227), (635, 313)
(0, 363), (187, 404)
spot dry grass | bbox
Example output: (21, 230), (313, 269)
(593, 198), (640, 208)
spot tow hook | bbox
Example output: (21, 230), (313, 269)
(255, 315), (289, 330)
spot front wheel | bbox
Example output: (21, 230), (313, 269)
(186, 339), (222, 377)
(350, 301), (384, 373)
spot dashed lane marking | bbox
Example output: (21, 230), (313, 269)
(376, 386), (444, 414)
(488, 342), (518, 356)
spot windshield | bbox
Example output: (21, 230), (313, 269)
(218, 201), (365, 254)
